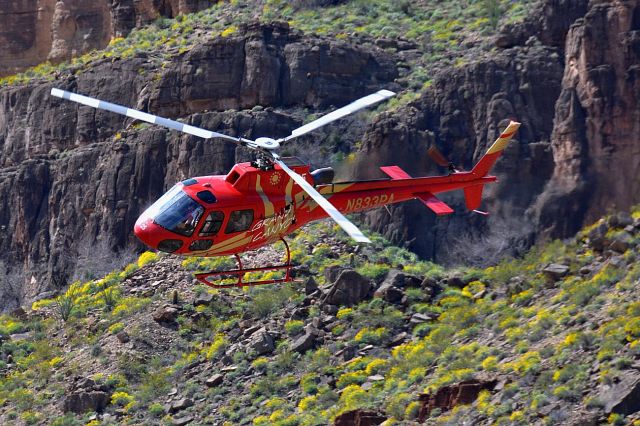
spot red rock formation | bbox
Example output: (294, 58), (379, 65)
(0, 0), (212, 77)
(334, 409), (387, 426)
(417, 379), (497, 422)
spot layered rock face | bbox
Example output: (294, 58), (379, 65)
(354, 0), (640, 261)
(0, 0), (212, 77)
(534, 0), (640, 237)
(0, 23), (397, 305)
(355, 44), (563, 260)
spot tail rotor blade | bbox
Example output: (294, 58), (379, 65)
(279, 89), (395, 144)
(51, 88), (251, 145)
(427, 145), (451, 168)
(271, 154), (370, 243)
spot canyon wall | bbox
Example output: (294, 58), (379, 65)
(0, 23), (397, 306)
(0, 0), (212, 77)
(1, 0), (639, 308)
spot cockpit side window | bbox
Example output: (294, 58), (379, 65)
(225, 209), (254, 234)
(199, 211), (224, 237)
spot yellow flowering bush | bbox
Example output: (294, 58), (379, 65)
(354, 327), (388, 344)
(111, 391), (135, 411)
(481, 356), (498, 371)
(205, 333), (228, 360)
(137, 251), (158, 268)
(365, 359), (388, 375)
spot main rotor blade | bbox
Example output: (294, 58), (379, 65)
(50, 88), (250, 145)
(280, 89), (395, 144)
(272, 154), (371, 243)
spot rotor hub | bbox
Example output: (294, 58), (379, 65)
(254, 137), (280, 150)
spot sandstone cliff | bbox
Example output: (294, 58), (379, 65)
(0, 0), (212, 77)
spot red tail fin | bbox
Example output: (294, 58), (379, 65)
(464, 184), (484, 211)
(471, 121), (521, 177)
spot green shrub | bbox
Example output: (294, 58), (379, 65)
(248, 286), (295, 318)
(100, 287), (121, 312)
(108, 322), (125, 334)
(354, 327), (388, 345)
(284, 320), (304, 335)
(149, 402), (165, 417)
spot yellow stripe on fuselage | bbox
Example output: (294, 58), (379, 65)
(306, 183), (355, 212)
(256, 174), (275, 218)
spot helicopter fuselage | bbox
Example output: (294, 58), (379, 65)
(133, 157), (497, 257)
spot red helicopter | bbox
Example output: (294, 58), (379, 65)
(51, 88), (520, 287)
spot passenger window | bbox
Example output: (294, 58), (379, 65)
(225, 209), (254, 234)
(189, 239), (213, 251)
(199, 211), (224, 237)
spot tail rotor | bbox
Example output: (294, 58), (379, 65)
(427, 145), (458, 173)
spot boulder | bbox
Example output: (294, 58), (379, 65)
(381, 270), (423, 289)
(172, 416), (194, 426)
(205, 374), (224, 388)
(609, 212), (634, 229)
(542, 264), (570, 282)
(62, 391), (110, 414)
(383, 270), (408, 287)
(169, 398), (194, 414)
(598, 371), (640, 415)
(116, 331), (130, 343)
(588, 222), (610, 251)
(609, 232), (632, 253)
(193, 292), (214, 306)
(291, 331), (317, 354)
(305, 277), (319, 295)
(290, 307), (309, 320)
(247, 328), (275, 356)
(418, 379), (498, 421)
(152, 305), (179, 323)
(324, 265), (347, 284)
(446, 273), (465, 289)
(373, 282), (404, 303)
(62, 377), (111, 414)
(321, 270), (372, 306)
(410, 313), (437, 324)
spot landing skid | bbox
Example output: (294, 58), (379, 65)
(194, 239), (299, 288)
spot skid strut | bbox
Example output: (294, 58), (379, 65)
(194, 238), (298, 288)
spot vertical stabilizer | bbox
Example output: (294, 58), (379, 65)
(471, 121), (521, 177)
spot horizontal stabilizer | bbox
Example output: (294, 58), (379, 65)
(415, 192), (454, 216)
(380, 166), (411, 180)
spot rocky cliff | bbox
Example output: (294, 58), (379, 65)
(0, 22), (397, 306)
(0, 0), (212, 77)
(534, 0), (640, 237)
(355, 0), (640, 261)
(1, 0), (639, 307)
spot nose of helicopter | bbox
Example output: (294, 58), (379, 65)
(134, 215), (185, 253)
(134, 216), (156, 247)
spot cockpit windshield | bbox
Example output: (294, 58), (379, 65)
(151, 185), (204, 237)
